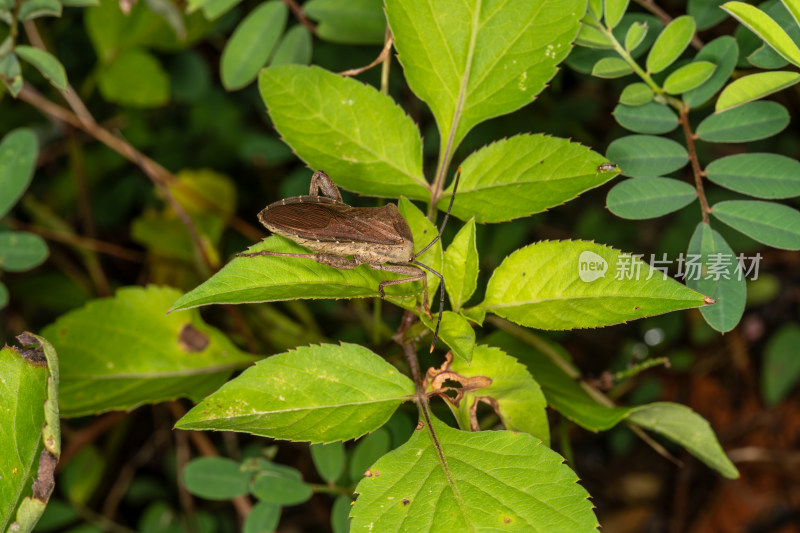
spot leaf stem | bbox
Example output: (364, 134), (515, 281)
(679, 104), (711, 224)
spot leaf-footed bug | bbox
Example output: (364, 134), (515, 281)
(237, 168), (462, 351)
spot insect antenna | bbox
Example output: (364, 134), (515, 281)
(413, 168), (462, 352)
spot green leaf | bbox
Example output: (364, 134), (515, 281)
(0, 231), (49, 271)
(305, 0), (385, 45)
(624, 21), (648, 51)
(606, 135), (689, 177)
(251, 470), (311, 505)
(0, 334), (60, 533)
(15, 46), (67, 90)
(243, 502), (281, 533)
(662, 61), (716, 94)
(605, 0), (630, 29)
(221, 1), (288, 91)
(697, 101), (789, 142)
(716, 71), (800, 111)
(723, 1), (800, 66)
(0, 53), (23, 96)
(488, 331), (631, 431)
(182, 457), (251, 500)
(60, 446), (104, 505)
(259, 65), (428, 200)
(619, 82), (653, 105)
(386, 0), (584, 149)
(0, 128), (38, 218)
(684, 36), (739, 108)
(60, 0), (99, 6)
(310, 442), (345, 484)
(646, 15), (696, 73)
(449, 345), (550, 444)
(0, 282), (7, 309)
(97, 48), (169, 108)
(41, 286), (255, 417)
(18, 0), (61, 19)
(480, 240), (709, 329)
(761, 324), (800, 405)
(627, 403), (739, 478)
(591, 56), (634, 78)
(443, 218), (478, 311)
(606, 177), (697, 219)
(270, 25), (312, 66)
(613, 102), (679, 134)
(690, 0), (728, 29)
(436, 134), (615, 223)
(351, 416), (598, 532)
(349, 428), (391, 480)
(331, 496), (351, 533)
(396, 197), (443, 311)
(199, 0), (241, 19)
(711, 200), (800, 250)
(420, 311), (476, 364)
(686, 222), (745, 333)
(576, 23), (613, 49)
(705, 153), (800, 199)
(175, 343), (415, 443)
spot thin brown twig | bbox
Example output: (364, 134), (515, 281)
(281, 0), (317, 35)
(679, 104), (710, 224)
(6, 219), (145, 262)
(339, 34), (395, 77)
(394, 310), (422, 388)
(634, 0), (704, 49)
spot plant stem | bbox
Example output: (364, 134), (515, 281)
(679, 104), (711, 224)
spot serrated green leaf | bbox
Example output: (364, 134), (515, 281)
(310, 442), (345, 484)
(97, 48), (169, 107)
(15, 46), (67, 90)
(684, 36), (739, 108)
(624, 21), (648, 50)
(270, 25), (312, 66)
(243, 502), (281, 533)
(0, 231), (48, 272)
(396, 197), (443, 312)
(686, 222), (745, 333)
(716, 71), (800, 111)
(305, 0), (385, 45)
(0, 128), (38, 218)
(1, 334), (59, 533)
(628, 403), (739, 478)
(576, 23), (614, 49)
(175, 343), (415, 443)
(18, 0), (61, 19)
(619, 82), (653, 105)
(606, 135), (689, 177)
(705, 153), (800, 199)
(690, 0), (728, 29)
(251, 470), (311, 505)
(711, 200), (800, 250)
(613, 102), (679, 133)
(605, 0), (630, 29)
(349, 428), (391, 480)
(592, 56), (634, 78)
(449, 345), (550, 444)
(420, 311), (475, 363)
(351, 415), (598, 532)
(663, 60), (716, 94)
(386, 0), (584, 149)
(182, 457), (251, 500)
(436, 134), (615, 223)
(607, 177), (696, 219)
(443, 218), (478, 311)
(480, 240), (708, 329)
(41, 286), (255, 417)
(761, 324), (800, 405)
(723, 1), (800, 66)
(221, 1), (288, 91)
(646, 15), (696, 73)
(259, 65), (428, 200)
(697, 101), (789, 142)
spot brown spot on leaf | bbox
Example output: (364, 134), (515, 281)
(32, 450), (57, 501)
(16, 333), (46, 364)
(416, 420), (425, 430)
(178, 324), (209, 353)
(364, 469), (373, 477)
(402, 498), (410, 506)
(503, 517), (511, 524)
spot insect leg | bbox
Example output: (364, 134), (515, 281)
(414, 167), (462, 259)
(369, 264), (429, 311)
(309, 170), (343, 202)
(411, 260), (445, 352)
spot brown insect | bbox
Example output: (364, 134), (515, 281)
(237, 169), (461, 351)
